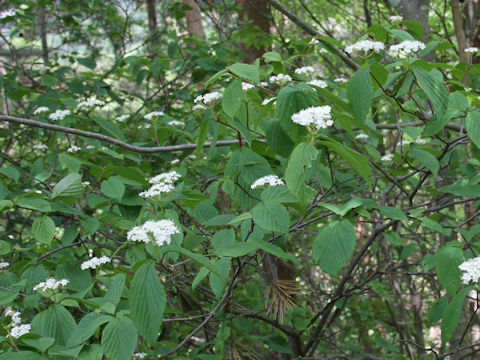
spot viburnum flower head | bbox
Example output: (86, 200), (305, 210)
(251, 175), (284, 189)
(381, 154), (394, 162)
(140, 170), (181, 198)
(345, 39), (385, 54)
(269, 74), (292, 86)
(261, 97), (276, 106)
(308, 79), (328, 88)
(389, 15), (403, 22)
(465, 47), (479, 54)
(194, 92), (223, 105)
(127, 219), (180, 247)
(81, 256), (111, 270)
(76, 99), (105, 109)
(33, 278), (69, 292)
(4, 308), (21, 325)
(295, 66), (315, 75)
(116, 114), (130, 122)
(9, 324), (30, 338)
(241, 82), (255, 91)
(459, 257), (480, 284)
(389, 40), (426, 57)
(33, 106), (49, 115)
(49, 109), (71, 121)
(291, 105), (333, 130)
(0, 261), (9, 269)
(144, 111), (164, 120)
(149, 170), (181, 185)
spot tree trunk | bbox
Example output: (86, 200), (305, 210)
(183, 0), (205, 38)
(36, 3), (49, 65)
(237, 0), (270, 63)
(451, 0), (468, 63)
(144, 0), (160, 57)
(389, 0), (431, 41)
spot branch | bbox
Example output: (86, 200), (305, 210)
(264, 0), (360, 70)
(0, 115), (244, 153)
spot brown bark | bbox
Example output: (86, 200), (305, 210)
(145, 0), (157, 31)
(183, 0), (205, 38)
(451, 0), (468, 63)
(237, 0), (270, 63)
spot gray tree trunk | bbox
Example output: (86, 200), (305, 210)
(389, 0), (430, 41)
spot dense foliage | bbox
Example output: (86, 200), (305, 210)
(2, 0), (480, 359)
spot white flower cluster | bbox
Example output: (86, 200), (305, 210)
(261, 97), (276, 106)
(0, 261), (9, 269)
(127, 219), (180, 247)
(295, 66), (315, 75)
(82, 181), (90, 186)
(242, 82), (255, 91)
(145, 111), (164, 120)
(33, 278), (69, 292)
(194, 92), (223, 105)
(0, 9), (15, 20)
(459, 257), (480, 284)
(334, 77), (348, 83)
(355, 132), (369, 140)
(389, 40), (426, 57)
(33, 144), (48, 150)
(251, 175), (284, 189)
(291, 105), (333, 129)
(381, 154), (394, 161)
(308, 79), (328, 88)
(33, 106), (49, 115)
(465, 47), (479, 54)
(389, 15), (403, 22)
(67, 145), (81, 153)
(140, 170), (181, 198)
(4, 308), (30, 338)
(345, 40), (385, 54)
(116, 114), (130, 122)
(269, 74), (292, 86)
(260, 81), (268, 87)
(76, 99), (105, 109)
(49, 109), (71, 121)
(81, 256), (111, 270)
(168, 120), (185, 126)
(192, 104), (206, 111)
(133, 352), (147, 359)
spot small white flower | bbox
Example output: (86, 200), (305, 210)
(145, 111), (164, 120)
(389, 15), (403, 22)
(192, 104), (206, 111)
(261, 97), (276, 106)
(140, 170), (181, 198)
(334, 77), (348, 83)
(4, 308), (21, 324)
(459, 257), (480, 284)
(127, 220), (180, 247)
(242, 82), (255, 91)
(116, 114), (130, 122)
(19, 4), (29, 10)
(260, 81), (268, 87)
(465, 47), (479, 54)
(149, 170), (181, 185)
(49, 109), (71, 121)
(140, 183), (175, 198)
(170, 159), (180, 165)
(76, 99), (105, 110)
(133, 352), (147, 359)
(0, 262), (9, 269)
(381, 154), (394, 161)
(9, 324), (30, 338)
(269, 74), (292, 86)
(67, 145), (81, 153)
(168, 120), (185, 126)
(33, 278), (69, 292)
(345, 40), (385, 54)
(202, 92), (223, 104)
(81, 256), (111, 270)
(308, 79), (328, 88)
(34, 106), (50, 115)
(295, 66), (315, 76)
(389, 40), (426, 57)
(82, 181), (90, 186)
(400, 139), (411, 146)
(291, 106), (333, 129)
(416, 138), (428, 144)
(251, 175), (284, 189)
(0, 9), (15, 19)
(33, 144), (48, 150)
(355, 132), (369, 140)
(85, 145), (95, 149)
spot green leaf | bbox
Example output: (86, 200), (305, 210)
(251, 201), (290, 234)
(428, 296), (448, 322)
(0, 199), (13, 212)
(0, 166), (20, 181)
(313, 220), (357, 276)
(388, 28), (414, 41)
(347, 67), (373, 123)
(101, 316), (137, 360)
(317, 197), (363, 216)
(32, 216), (56, 245)
(285, 142), (318, 205)
(104, 273), (126, 306)
(100, 177), (125, 200)
(129, 261), (166, 343)
(163, 246), (224, 280)
(31, 304), (77, 346)
(209, 258), (231, 299)
(409, 148), (439, 176)
(218, 242), (259, 257)
(222, 80), (243, 118)
(318, 139), (371, 185)
(41, 74), (57, 87)
(77, 57), (96, 70)
(16, 197), (51, 212)
(20, 336), (55, 353)
(250, 239), (298, 264)
(228, 63), (259, 83)
(434, 245), (463, 294)
(0, 352), (46, 360)
(276, 84), (318, 142)
(264, 118), (295, 157)
(68, 313), (112, 346)
(93, 117), (125, 141)
(377, 206), (408, 221)
(78, 344), (103, 360)
(211, 229), (235, 254)
(419, 217), (452, 236)
(51, 173), (83, 203)
(260, 185), (298, 203)
(412, 67), (448, 115)
(263, 52), (282, 63)
(466, 110), (480, 149)
(441, 287), (473, 343)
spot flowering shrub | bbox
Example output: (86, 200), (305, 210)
(1, 3), (480, 359)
